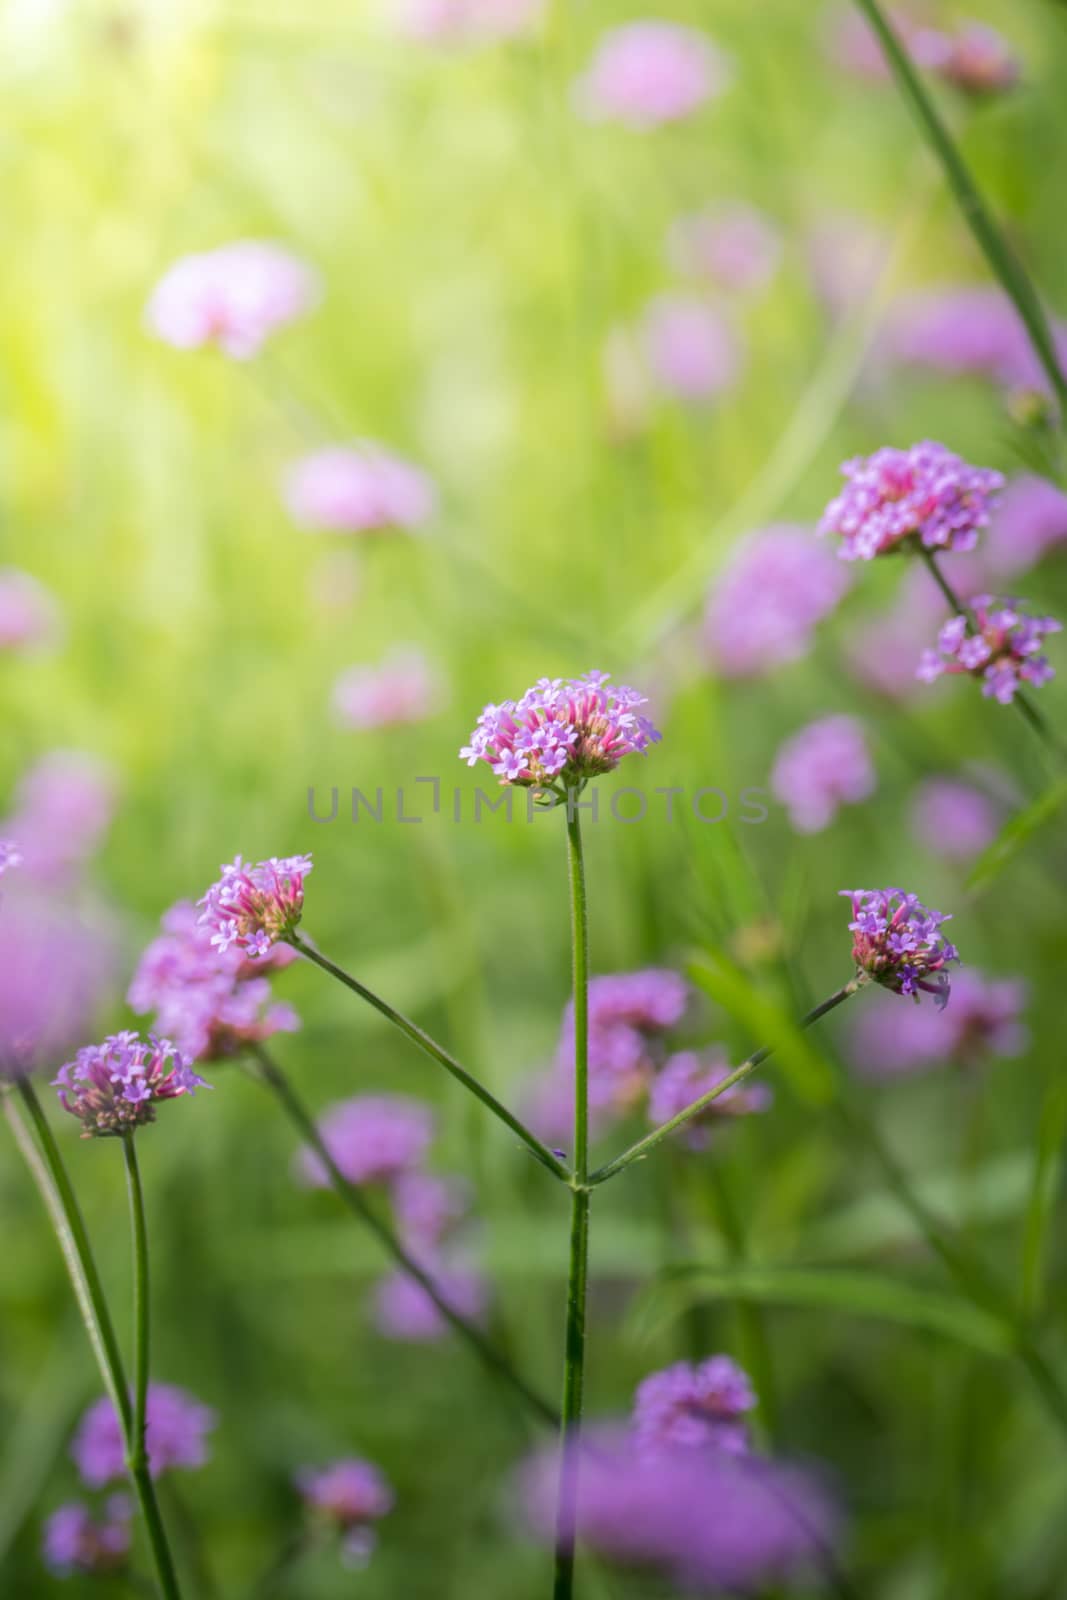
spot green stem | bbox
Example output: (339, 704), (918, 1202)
(247, 1044), (558, 1428)
(287, 933), (569, 1184)
(853, 0), (1067, 417)
(590, 978), (867, 1187)
(553, 809), (592, 1600)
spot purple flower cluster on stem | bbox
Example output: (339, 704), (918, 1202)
(53, 1033), (209, 1138)
(918, 595), (1061, 704)
(198, 854), (312, 959)
(841, 888), (959, 1009)
(819, 441), (1003, 561)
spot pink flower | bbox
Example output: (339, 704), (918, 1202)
(667, 205), (781, 294)
(640, 295), (743, 402)
(986, 476), (1067, 578)
(43, 1498), (132, 1577)
(0, 890), (117, 1079)
(0, 840), (21, 878)
(771, 716), (876, 834)
(633, 1356), (757, 1453)
(0, 568), (61, 654)
(917, 596), (1061, 704)
(197, 854), (312, 959)
(821, 442), (1004, 561)
(935, 23), (1020, 97)
(397, 0), (542, 44)
(848, 972), (1028, 1076)
(574, 22), (731, 129)
(332, 649), (438, 731)
(841, 888), (959, 1008)
(146, 242), (319, 359)
(72, 1385), (216, 1486)
(647, 1050), (771, 1149)
(3, 750), (117, 884)
(296, 1459), (393, 1566)
(704, 526), (848, 679)
(881, 287), (1067, 396)
(373, 1262), (489, 1342)
(298, 1095), (435, 1188)
(53, 1033), (209, 1138)
(283, 445), (436, 535)
(909, 778), (1001, 861)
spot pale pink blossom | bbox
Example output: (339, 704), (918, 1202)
(283, 445), (436, 535)
(331, 649), (439, 731)
(667, 205), (781, 294)
(146, 242), (319, 359)
(641, 295), (743, 403)
(574, 22), (731, 129)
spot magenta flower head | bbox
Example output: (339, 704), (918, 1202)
(574, 22), (730, 128)
(53, 1033), (209, 1138)
(647, 1050), (771, 1149)
(917, 596), (1061, 704)
(198, 854), (312, 960)
(43, 1497), (132, 1578)
(298, 1095), (435, 1188)
(633, 1356), (757, 1455)
(704, 526), (848, 679)
(296, 1458), (393, 1567)
(146, 242), (319, 359)
(72, 1384), (216, 1487)
(460, 671), (660, 797)
(0, 567), (61, 654)
(771, 715), (876, 834)
(841, 888), (959, 1009)
(819, 442), (1004, 561)
(283, 445), (436, 535)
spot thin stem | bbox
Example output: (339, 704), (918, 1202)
(247, 1044), (559, 1428)
(853, 0), (1067, 417)
(553, 810), (592, 1600)
(590, 978), (867, 1187)
(287, 933), (569, 1184)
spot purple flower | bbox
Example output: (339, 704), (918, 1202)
(640, 295), (743, 403)
(0, 890), (117, 1079)
(373, 1262), (489, 1342)
(0, 839), (21, 878)
(704, 526), (848, 679)
(298, 1095), (435, 1188)
(396, 0), (543, 44)
(283, 445), (435, 535)
(910, 778), (1001, 861)
(881, 287), (1067, 396)
(54, 1032), (209, 1137)
(460, 671), (660, 794)
(42, 1497), (132, 1577)
(197, 853), (312, 959)
(917, 595), (1061, 704)
(820, 442), (1004, 561)
(826, 6), (946, 80)
(840, 888), (960, 1009)
(986, 475), (1067, 578)
(647, 1050), (771, 1149)
(332, 649), (438, 731)
(771, 716), (876, 834)
(573, 22), (731, 128)
(0, 567), (61, 653)
(633, 1356), (757, 1454)
(146, 242), (319, 359)
(850, 972), (1028, 1077)
(3, 750), (117, 885)
(72, 1385), (216, 1487)
(935, 22), (1020, 97)
(296, 1458), (393, 1566)
(391, 1171), (470, 1250)
(667, 205), (780, 294)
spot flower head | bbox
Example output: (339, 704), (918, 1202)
(298, 1095), (435, 1189)
(53, 1033), (209, 1137)
(4, 750), (118, 885)
(373, 1262), (489, 1342)
(704, 526), (848, 679)
(146, 242), (319, 359)
(72, 1385), (216, 1487)
(332, 649), (438, 731)
(667, 205), (780, 294)
(296, 1459), (393, 1567)
(987, 476), (1067, 578)
(910, 778), (1000, 861)
(820, 442), (1004, 561)
(647, 1050), (771, 1149)
(633, 1356), (757, 1454)
(881, 287), (1067, 396)
(771, 716), (875, 834)
(574, 22), (731, 128)
(42, 1498), (132, 1577)
(0, 891), (117, 1079)
(460, 671), (660, 793)
(935, 23), (1020, 97)
(283, 445), (435, 534)
(640, 295), (743, 403)
(197, 854), (312, 959)
(917, 596), (1061, 704)
(0, 567), (61, 654)
(841, 888), (959, 1008)
(849, 971), (1028, 1076)
(391, 1171), (471, 1250)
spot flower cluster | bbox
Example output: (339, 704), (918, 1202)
(283, 445), (436, 535)
(850, 972), (1028, 1078)
(704, 526), (848, 678)
(647, 1050), (771, 1149)
(198, 854), (312, 959)
(639, 295), (743, 403)
(573, 23), (731, 129)
(299, 1095), (436, 1189)
(633, 1356), (757, 1454)
(841, 888), (959, 1009)
(332, 649), (438, 731)
(42, 1498), (132, 1578)
(770, 715), (876, 834)
(910, 777), (1001, 862)
(460, 671), (660, 791)
(53, 1033), (209, 1137)
(72, 1385), (217, 1486)
(918, 597), (1061, 704)
(295, 1458), (394, 1567)
(145, 241), (319, 359)
(882, 287), (1067, 398)
(820, 442), (1004, 561)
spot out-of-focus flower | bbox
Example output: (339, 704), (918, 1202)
(647, 1050), (771, 1148)
(841, 887), (959, 1008)
(396, 0), (542, 45)
(146, 242), (319, 359)
(72, 1385), (217, 1487)
(54, 1033), (209, 1137)
(640, 295), (743, 403)
(42, 1497), (132, 1578)
(825, 7), (947, 80)
(283, 446), (436, 535)
(910, 778), (1001, 861)
(986, 476), (1067, 578)
(198, 854), (312, 960)
(0, 568), (61, 653)
(0, 891), (117, 1078)
(633, 1356), (757, 1454)
(3, 750), (118, 884)
(373, 1262), (489, 1342)
(771, 716), (875, 834)
(704, 526), (848, 679)
(848, 971), (1028, 1076)
(574, 22), (730, 128)
(0, 840), (20, 877)
(296, 1459), (393, 1567)
(881, 287), (1067, 396)
(917, 597), (1061, 704)
(820, 442), (1004, 561)
(391, 1171), (470, 1250)
(332, 649), (438, 731)
(934, 22), (1020, 96)
(667, 205), (780, 294)
(842, 556), (990, 700)
(460, 671), (660, 792)
(298, 1095), (435, 1189)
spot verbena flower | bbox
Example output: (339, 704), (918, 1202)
(283, 445), (435, 535)
(72, 1385), (217, 1487)
(647, 1050), (771, 1149)
(667, 205), (780, 295)
(0, 892), (117, 1079)
(53, 1033), (209, 1137)
(295, 1459), (393, 1567)
(573, 22), (731, 128)
(840, 888), (959, 1009)
(987, 476), (1067, 577)
(917, 596), (1061, 704)
(770, 716), (875, 834)
(198, 854), (312, 959)
(819, 442), (1004, 561)
(332, 649), (438, 731)
(0, 567), (61, 654)
(460, 671), (660, 793)
(146, 242), (319, 359)
(640, 295), (743, 403)
(910, 778), (1001, 862)
(373, 1263), (489, 1342)
(42, 1497), (132, 1578)
(298, 1095), (436, 1188)
(704, 526), (848, 679)
(849, 972), (1028, 1077)
(3, 750), (117, 885)
(632, 1356), (757, 1454)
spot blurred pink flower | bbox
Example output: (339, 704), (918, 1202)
(397, 0), (542, 44)
(146, 242), (319, 359)
(910, 778), (1001, 861)
(826, 7), (948, 80)
(881, 286), (1067, 395)
(934, 23), (1020, 97)
(986, 476), (1067, 578)
(848, 972), (1028, 1077)
(667, 205), (781, 294)
(373, 1263), (489, 1342)
(640, 295), (743, 402)
(574, 22), (731, 129)
(771, 716), (876, 833)
(4, 750), (118, 884)
(283, 445), (436, 535)
(647, 1050), (771, 1149)
(332, 649), (438, 731)
(704, 526), (848, 679)
(0, 888), (116, 1078)
(0, 568), (61, 654)
(298, 1095), (436, 1189)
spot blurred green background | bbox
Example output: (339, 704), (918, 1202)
(4, 0), (1067, 1594)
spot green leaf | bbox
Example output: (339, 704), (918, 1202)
(688, 951), (837, 1106)
(967, 776), (1067, 893)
